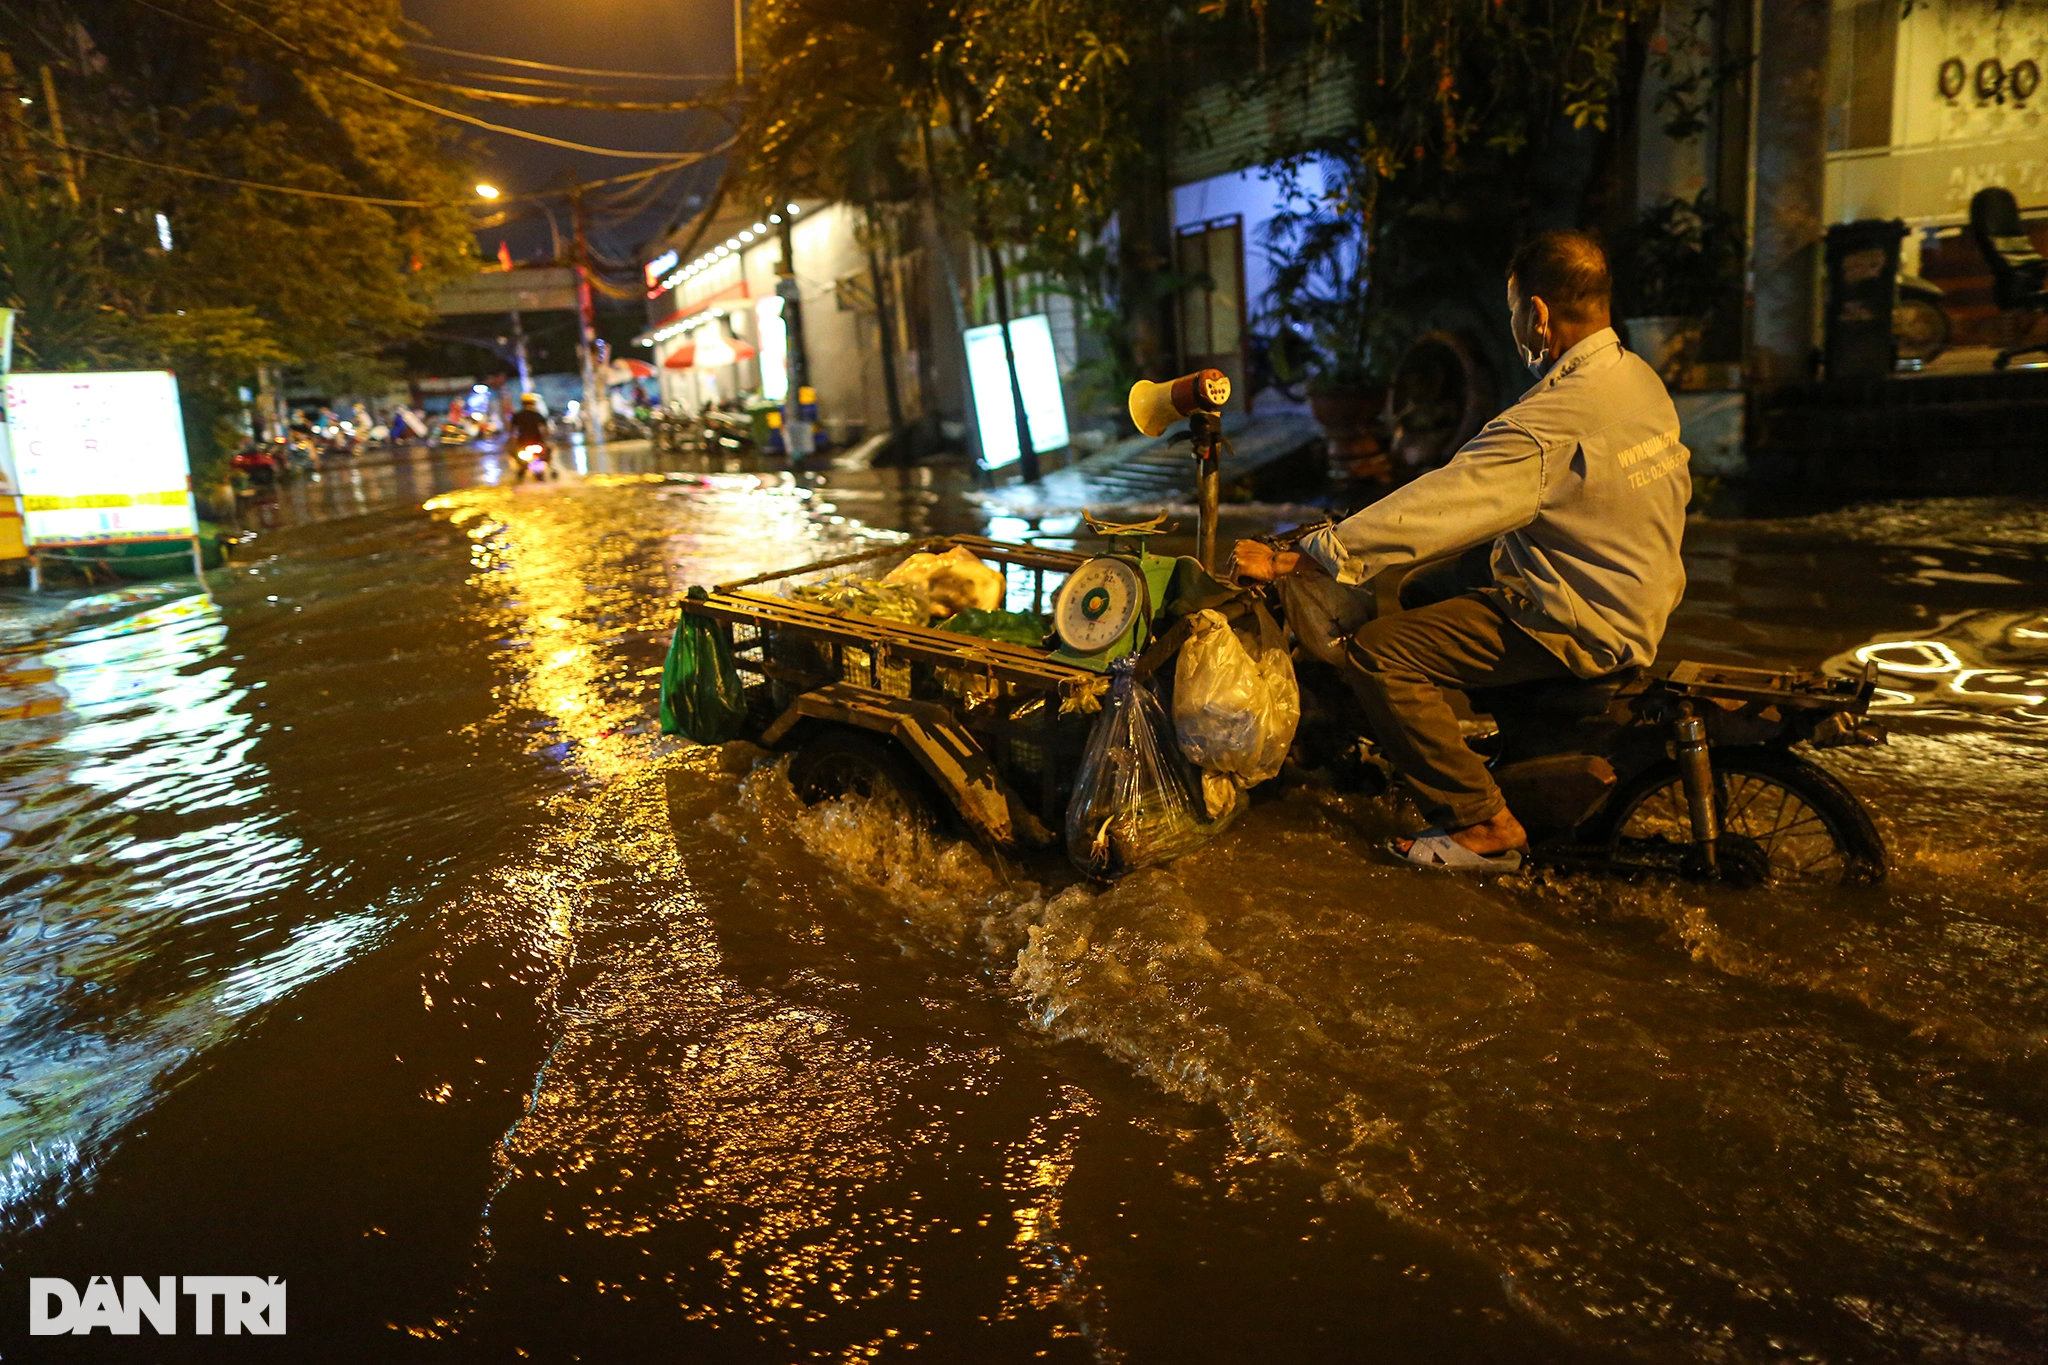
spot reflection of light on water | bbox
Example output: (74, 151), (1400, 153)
(216, 911), (384, 1014)
(1832, 612), (2048, 724)
(1854, 640), (1963, 674)
(0, 591), (388, 1226)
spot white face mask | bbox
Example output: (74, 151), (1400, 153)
(1511, 294), (1550, 376)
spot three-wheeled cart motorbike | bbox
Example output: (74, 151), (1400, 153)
(665, 371), (1891, 885)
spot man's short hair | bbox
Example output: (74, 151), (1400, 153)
(1508, 230), (1611, 321)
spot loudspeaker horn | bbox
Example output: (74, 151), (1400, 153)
(1127, 369), (1231, 438)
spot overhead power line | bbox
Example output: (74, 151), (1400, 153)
(115, 0), (706, 161)
(28, 133), (730, 215)
(495, 143), (736, 203)
(411, 76), (730, 114)
(424, 68), (713, 94)
(408, 43), (730, 82)
(32, 135), (433, 207)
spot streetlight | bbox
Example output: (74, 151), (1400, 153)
(475, 183), (501, 200)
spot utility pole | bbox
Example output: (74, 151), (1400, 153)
(569, 184), (607, 452)
(38, 66), (78, 205)
(777, 208), (812, 455)
(734, 0), (744, 80)
(509, 307), (533, 396)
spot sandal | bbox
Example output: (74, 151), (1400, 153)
(1388, 828), (1525, 874)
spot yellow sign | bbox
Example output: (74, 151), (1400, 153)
(21, 490), (189, 512)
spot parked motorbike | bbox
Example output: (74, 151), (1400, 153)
(279, 435), (321, 478)
(605, 411), (651, 442)
(649, 405), (700, 456)
(1272, 561), (1890, 887)
(230, 445), (281, 489)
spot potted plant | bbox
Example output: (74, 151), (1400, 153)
(1258, 176), (1391, 479)
(1615, 191), (1744, 387)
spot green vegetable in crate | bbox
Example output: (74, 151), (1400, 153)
(788, 576), (929, 624)
(936, 608), (1050, 647)
(660, 591), (749, 744)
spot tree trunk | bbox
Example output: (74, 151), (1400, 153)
(1751, 0), (1830, 386)
(918, 122), (983, 468)
(1115, 150), (1178, 384)
(983, 232), (1040, 482)
(864, 209), (906, 438)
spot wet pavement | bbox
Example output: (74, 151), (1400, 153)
(0, 442), (2044, 1361)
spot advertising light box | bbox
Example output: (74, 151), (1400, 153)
(964, 315), (1070, 468)
(4, 371), (198, 547)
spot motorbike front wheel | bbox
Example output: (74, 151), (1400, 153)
(1597, 746), (1885, 887)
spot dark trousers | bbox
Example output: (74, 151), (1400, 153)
(1344, 549), (1570, 828)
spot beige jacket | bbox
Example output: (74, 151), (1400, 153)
(1298, 328), (1689, 677)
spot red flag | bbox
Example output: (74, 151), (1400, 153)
(497, 241), (514, 272)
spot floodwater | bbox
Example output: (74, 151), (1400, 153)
(0, 445), (2044, 1362)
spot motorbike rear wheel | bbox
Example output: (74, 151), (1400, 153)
(1596, 746), (1885, 887)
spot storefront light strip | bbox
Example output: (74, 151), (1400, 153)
(641, 305), (730, 347)
(645, 204), (802, 299)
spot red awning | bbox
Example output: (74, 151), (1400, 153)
(636, 281), (753, 341)
(661, 337), (757, 370)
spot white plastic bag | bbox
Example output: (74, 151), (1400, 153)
(883, 546), (1004, 618)
(1173, 608), (1301, 811)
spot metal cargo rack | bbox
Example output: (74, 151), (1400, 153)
(679, 534), (1110, 851)
(1660, 660), (1877, 712)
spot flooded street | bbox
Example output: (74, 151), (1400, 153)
(1, 450), (2044, 1362)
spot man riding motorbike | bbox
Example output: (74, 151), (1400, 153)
(1231, 230), (1690, 872)
(508, 393), (554, 482)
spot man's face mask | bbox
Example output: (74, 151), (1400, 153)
(1509, 288), (1550, 377)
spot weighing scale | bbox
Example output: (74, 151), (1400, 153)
(1049, 514), (1179, 672)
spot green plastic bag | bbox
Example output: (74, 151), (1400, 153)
(936, 608), (1049, 647)
(659, 595), (748, 743)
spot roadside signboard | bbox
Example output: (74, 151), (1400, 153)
(963, 314), (1071, 469)
(0, 308), (23, 558)
(3, 371), (197, 548)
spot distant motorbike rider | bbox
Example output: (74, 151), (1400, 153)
(1231, 230), (1691, 872)
(508, 393), (554, 481)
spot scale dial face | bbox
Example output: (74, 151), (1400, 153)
(1054, 556), (1145, 654)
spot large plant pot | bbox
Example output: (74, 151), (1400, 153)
(1622, 315), (1706, 386)
(1309, 386), (1390, 480)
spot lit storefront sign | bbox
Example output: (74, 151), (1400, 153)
(964, 314), (1070, 468)
(4, 371), (198, 547)
(643, 250), (679, 293)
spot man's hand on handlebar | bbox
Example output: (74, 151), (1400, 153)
(1230, 540), (1323, 584)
